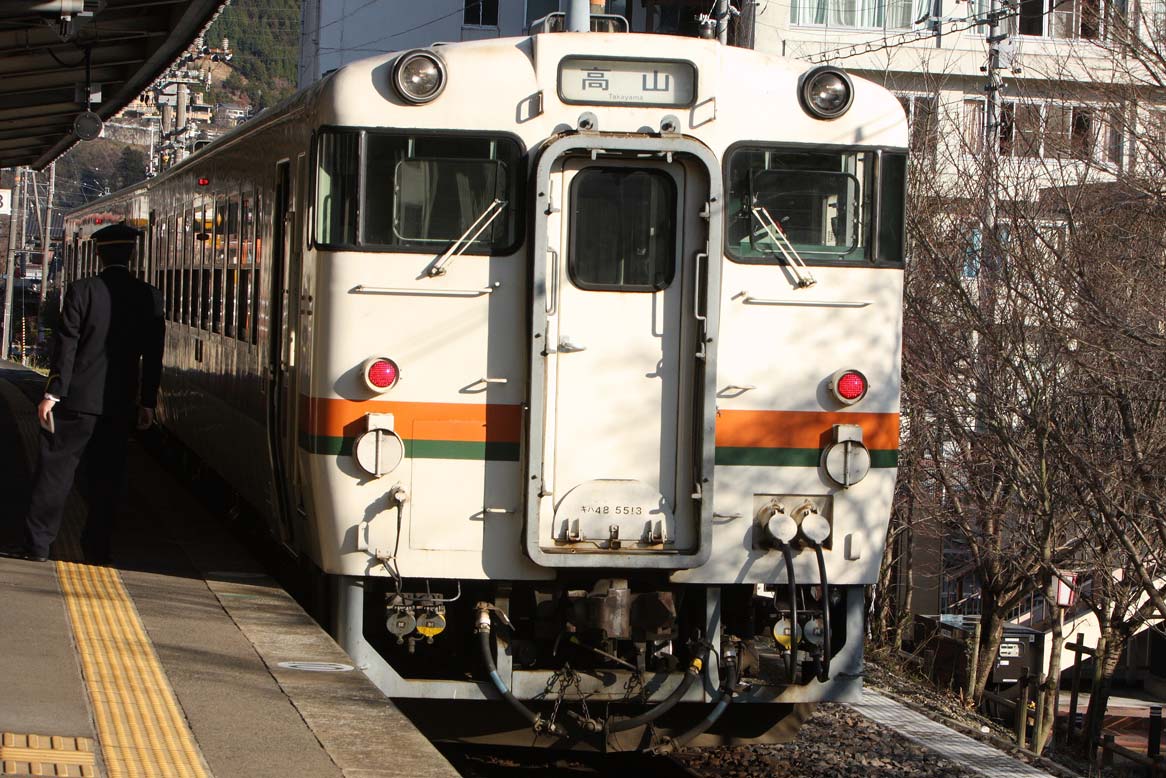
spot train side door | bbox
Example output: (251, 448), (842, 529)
(525, 139), (723, 568)
(266, 159), (298, 547)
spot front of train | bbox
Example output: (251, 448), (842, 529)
(297, 12), (907, 751)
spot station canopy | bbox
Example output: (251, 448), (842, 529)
(0, 0), (227, 170)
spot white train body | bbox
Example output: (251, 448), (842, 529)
(64, 29), (907, 749)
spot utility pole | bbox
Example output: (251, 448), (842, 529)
(736, 0), (756, 49)
(715, 0), (729, 44)
(982, 0), (1005, 267)
(41, 163), (56, 305)
(2, 167), (24, 362)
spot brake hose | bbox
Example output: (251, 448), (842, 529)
(810, 541), (832, 682)
(667, 648), (738, 750)
(475, 605), (566, 737)
(609, 644), (710, 733)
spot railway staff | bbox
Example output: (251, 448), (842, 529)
(2, 222), (164, 564)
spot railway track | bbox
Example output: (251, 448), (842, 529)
(436, 745), (707, 778)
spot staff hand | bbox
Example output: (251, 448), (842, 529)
(136, 406), (155, 430)
(37, 398), (56, 428)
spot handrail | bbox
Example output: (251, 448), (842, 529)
(351, 282), (500, 297)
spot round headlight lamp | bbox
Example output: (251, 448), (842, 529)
(392, 50), (447, 104)
(799, 66), (854, 120)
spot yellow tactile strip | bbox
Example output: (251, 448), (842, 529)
(56, 561), (210, 778)
(0, 732), (96, 777)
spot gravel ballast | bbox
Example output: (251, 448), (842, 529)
(677, 703), (982, 778)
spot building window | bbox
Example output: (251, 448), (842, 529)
(464, 0), (499, 27)
(525, 0), (559, 29)
(963, 97), (1122, 164)
(897, 93), (940, 163)
(791, 0), (930, 29)
(963, 98), (988, 154)
(1008, 0), (1105, 37)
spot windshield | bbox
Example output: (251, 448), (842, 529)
(727, 148), (904, 264)
(314, 130), (523, 253)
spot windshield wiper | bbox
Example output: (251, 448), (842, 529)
(428, 199), (508, 277)
(751, 205), (816, 288)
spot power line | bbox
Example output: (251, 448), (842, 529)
(806, 14), (1002, 62)
(313, 0), (385, 37)
(799, 0), (1084, 64)
(317, 2), (482, 55)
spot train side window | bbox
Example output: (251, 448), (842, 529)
(251, 192), (261, 345)
(156, 216), (167, 319)
(877, 153), (907, 262)
(315, 131), (359, 245)
(171, 213), (180, 322)
(180, 208), (191, 326)
(224, 192), (240, 338)
(212, 195), (226, 334)
(238, 191), (254, 342)
(568, 168), (677, 292)
(191, 268), (202, 329)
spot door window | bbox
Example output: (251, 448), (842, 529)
(568, 168), (677, 291)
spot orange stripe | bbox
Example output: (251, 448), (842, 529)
(303, 396), (523, 442)
(716, 409), (900, 450)
(303, 398), (897, 449)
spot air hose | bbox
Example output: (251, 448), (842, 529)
(475, 605), (566, 737)
(810, 541), (832, 682)
(778, 540), (799, 683)
(608, 645), (710, 733)
(666, 648), (738, 750)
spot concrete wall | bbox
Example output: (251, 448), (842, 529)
(301, 0), (547, 87)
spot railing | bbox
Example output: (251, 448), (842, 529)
(959, 628), (1165, 774)
(1060, 632), (1164, 775)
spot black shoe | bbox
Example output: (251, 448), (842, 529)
(0, 544), (49, 562)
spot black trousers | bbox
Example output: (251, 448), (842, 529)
(25, 408), (133, 559)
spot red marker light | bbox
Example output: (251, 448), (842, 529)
(95, 217), (104, 224)
(830, 369), (868, 405)
(837, 372), (866, 400)
(364, 357), (400, 391)
(197, 177), (210, 186)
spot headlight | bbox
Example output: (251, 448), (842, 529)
(799, 66), (854, 120)
(392, 50), (447, 104)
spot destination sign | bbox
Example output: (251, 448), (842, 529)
(559, 57), (695, 107)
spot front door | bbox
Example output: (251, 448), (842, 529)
(525, 138), (721, 568)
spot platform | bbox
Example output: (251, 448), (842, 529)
(849, 689), (1055, 777)
(0, 362), (458, 778)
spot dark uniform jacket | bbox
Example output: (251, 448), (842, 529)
(45, 266), (165, 416)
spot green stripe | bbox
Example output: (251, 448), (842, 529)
(715, 447), (899, 467)
(301, 434), (519, 461)
(302, 435), (896, 468)
(715, 447), (821, 467)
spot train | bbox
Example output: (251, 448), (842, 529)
(61, 10), (907, 752)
